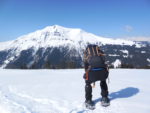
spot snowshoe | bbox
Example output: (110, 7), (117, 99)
(101, 97), (110, 107)
(85, 100), (95, 110)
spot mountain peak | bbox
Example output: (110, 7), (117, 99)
(0, 25), (138, 52)
(52, 25), (64, 29)
(44, 25), (69, 30)
(47, 25), (65, 30)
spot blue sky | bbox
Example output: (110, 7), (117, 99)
(0, 0), (150, 42)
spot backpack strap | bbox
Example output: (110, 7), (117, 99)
(97, 47), (105, 56)
(87, 47), (91, 56)
(85, 66), (91, 80)
(85, 70), (89, 80)
(96, 46), (99, 56)
(84, 51), (88, 61)
(92, 47), (96, 56)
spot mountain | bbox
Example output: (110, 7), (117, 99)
(0, 25), (150, 69)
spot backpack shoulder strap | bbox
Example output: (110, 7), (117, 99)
(87, 47), (91, 56)
(96, 46), (99, 56)
(92, 46), (96, 56)
(86, 45), (102, 57)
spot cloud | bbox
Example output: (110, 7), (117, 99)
(124, 25), (133, 32)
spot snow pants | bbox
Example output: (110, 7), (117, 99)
(85, 80), (108, 101)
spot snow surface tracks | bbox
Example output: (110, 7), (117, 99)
(0, 86), (91, 113)
(0, 86), (126, 113)
(0, 86), (70, 113)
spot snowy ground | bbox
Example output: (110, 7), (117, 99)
(0, 69), (150, 113)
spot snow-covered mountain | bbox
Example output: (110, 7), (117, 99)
(0, 25), (136, 51)
(0, 25), (150, 69)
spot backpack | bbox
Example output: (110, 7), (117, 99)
(84, 44), (106, 69)
(84, 44), (108, 82)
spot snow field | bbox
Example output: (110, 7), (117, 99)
(0, 69), (150, 113)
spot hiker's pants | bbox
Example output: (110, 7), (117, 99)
(85, 80), (108, 101)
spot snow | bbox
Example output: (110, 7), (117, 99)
(120, 50), (129, 55)
(123, 55), (128, 58)
(0, 69), (150, 113)
(135, 43), (142, 48)
(108, 54), (120, 57)
(112, 59), (121, 68)
(120, 50), (129, 58)
(147, 58), (150, 62)
(0, 41), (13, 51)
(141, 51), (146, 53)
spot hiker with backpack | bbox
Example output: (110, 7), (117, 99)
(83, 44), (110, 109)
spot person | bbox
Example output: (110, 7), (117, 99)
(83, 44), (110, 109)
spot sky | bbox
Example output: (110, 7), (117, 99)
(0, 0), (150, 42)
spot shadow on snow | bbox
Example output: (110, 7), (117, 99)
(94, 87), (139, 104)
(70, 87), (139, 113)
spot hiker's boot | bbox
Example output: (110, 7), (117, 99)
(101, 97), (110, 107)
(85, 100), (95, 110)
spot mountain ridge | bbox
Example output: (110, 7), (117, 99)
(0, 25), (137, 51)
(0, 25), (150, 69)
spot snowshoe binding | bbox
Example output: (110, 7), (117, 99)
(85, 100), (95, 110)
(101, 97), (110, 107)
